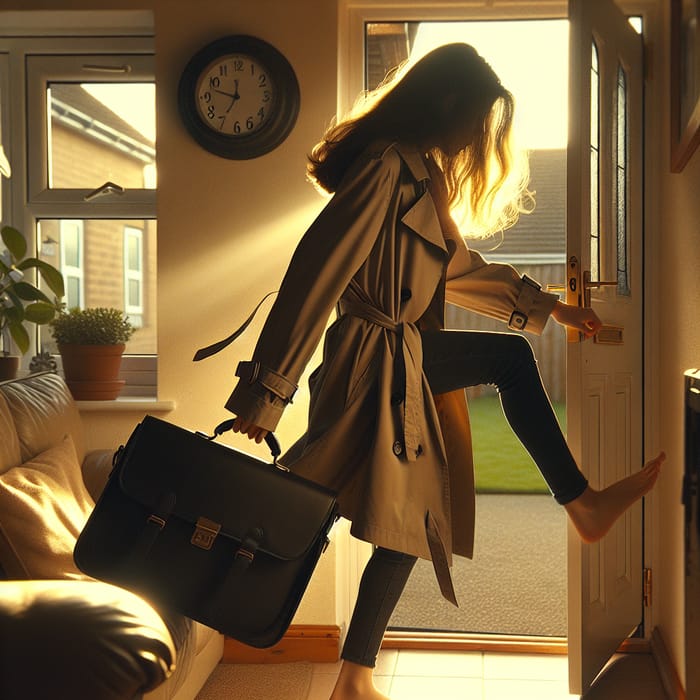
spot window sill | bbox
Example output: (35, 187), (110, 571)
(76, 397), (174, 412)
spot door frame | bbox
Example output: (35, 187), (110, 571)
(337, 0), (663, 652)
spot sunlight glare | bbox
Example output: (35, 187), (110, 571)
(410, 21), (569, 149)
(82, 83), (156, 143)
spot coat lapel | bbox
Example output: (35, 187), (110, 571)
(401, 190), (448, 253)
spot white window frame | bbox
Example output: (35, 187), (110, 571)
(25, 51), (155, 210)
(0, 17), (156, 391)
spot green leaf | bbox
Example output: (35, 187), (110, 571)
(35, 259), (65, 298)
(0, 226), (27, 262)
(12, 281), (50, 303)
(17, 258), (65, 299)
(24, 301), (57, 325)
(8, 320), (29, 355)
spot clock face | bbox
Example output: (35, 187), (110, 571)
(178, 35), (300, 159)
(195, 54), (276, 137)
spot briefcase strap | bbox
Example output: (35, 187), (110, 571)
(207, 527), (263, 618)
(126, 491), (176, 569)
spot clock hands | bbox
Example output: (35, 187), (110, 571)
(214, 80), (240, 113)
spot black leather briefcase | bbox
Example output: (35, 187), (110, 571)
(74, 415), (338, 648)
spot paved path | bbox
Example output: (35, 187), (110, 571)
(389, 494), (568, 637)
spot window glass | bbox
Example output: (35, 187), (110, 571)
(57, 220), (84, 308)
(38, 218), (156, 355)
(616, 64), (630, 296)
(590, 41), (600, 282)
(123, 224), (144, 327)
(47, 82), (155, 190)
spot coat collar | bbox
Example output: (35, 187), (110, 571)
(381, 142), (431, 184)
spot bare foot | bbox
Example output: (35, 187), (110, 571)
(565, 452), (665, 543)
(329, 661), (389, 700)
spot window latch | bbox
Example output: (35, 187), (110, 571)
(84, 181), (125, 201)
(82, 64), (132, 74)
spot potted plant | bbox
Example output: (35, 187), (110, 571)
(49, 306), (135, 400)
(0, 224), (64, 380)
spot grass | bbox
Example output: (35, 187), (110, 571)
(469, 393), (566, 494)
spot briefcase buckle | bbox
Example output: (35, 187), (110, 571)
(191, 516), (221, 550)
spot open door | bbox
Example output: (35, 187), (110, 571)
(566, 0), (644, 694)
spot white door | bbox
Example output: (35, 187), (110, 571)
(566, 0), (644, 694)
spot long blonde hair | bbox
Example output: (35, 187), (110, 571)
(308, 43), (531, 237)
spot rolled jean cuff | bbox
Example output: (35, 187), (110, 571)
(553, 475), (589, 505)
(340, 650), (377, 668)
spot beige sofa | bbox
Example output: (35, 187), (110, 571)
(0, 372), (223, 699)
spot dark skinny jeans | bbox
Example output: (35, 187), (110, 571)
(341, 329), (588, 668)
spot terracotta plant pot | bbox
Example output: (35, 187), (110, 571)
(0, 355), (20, 381)
(58, 343), (125, 400)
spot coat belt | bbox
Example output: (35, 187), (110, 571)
(338, 299), (423, 462)
(339, 299), (458, 607)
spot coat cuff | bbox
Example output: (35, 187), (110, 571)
(224, 361), (295, 433)
(508, 275), (558, 335)
(235, 361), (297, 403)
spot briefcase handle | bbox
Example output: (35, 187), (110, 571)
(202, 418), (282, 465)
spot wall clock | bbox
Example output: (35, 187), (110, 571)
(178, 35), (300, 160)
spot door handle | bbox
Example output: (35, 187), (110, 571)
(583, 270), (616, 307)
(546, 259), (620, 343)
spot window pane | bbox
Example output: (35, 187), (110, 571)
(590, 41), (600, 282)
(47, 82), (155, 189)
(37, 218), (156, 355)
(616, 64), (630, 296)
(128, 279), (141, 306)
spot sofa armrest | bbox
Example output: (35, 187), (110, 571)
(0, 579), (176, 700)
(82, 448), (118, 502)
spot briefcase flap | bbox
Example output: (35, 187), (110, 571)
(116, 416), (336, 561)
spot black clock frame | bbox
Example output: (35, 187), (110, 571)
(178, 35), (300, 160)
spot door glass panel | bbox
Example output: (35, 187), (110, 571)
(47, 82), (155, 189)
(37, 218), (156, 355)
(590, 41), (600, 282)
(616, 64), (630, 296)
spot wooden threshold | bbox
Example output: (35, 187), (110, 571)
(383, 630), (650, 655)
(222, 626), (651, 664)
(383, 630), (568, 655)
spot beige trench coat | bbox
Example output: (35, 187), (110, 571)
(226, 142), (558, 603)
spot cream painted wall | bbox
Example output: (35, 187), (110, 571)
(651, 0), (700, 690)
(152, 0), (340, 624)
(2, 0), (342, 626)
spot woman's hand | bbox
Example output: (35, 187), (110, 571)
(551, 301), (602, 339)
(231, 416), (269, 444)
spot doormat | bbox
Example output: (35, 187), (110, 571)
(196, 661), (313, 700)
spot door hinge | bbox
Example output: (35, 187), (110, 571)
(643, 568), (653, 607)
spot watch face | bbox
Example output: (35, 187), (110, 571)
(195, 54), (275, 137)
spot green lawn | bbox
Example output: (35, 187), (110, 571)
(469, 394), (566, 494)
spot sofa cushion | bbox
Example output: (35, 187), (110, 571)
(0, 372), (85, 466)
(0, 434), (93, 579)
(0, 392), (21, 475)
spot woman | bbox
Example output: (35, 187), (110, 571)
(225, 43), (663, 700)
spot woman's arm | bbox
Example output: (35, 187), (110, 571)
(225, 147), (402, 434)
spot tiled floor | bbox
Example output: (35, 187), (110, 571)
(307, 649), (668, 700)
